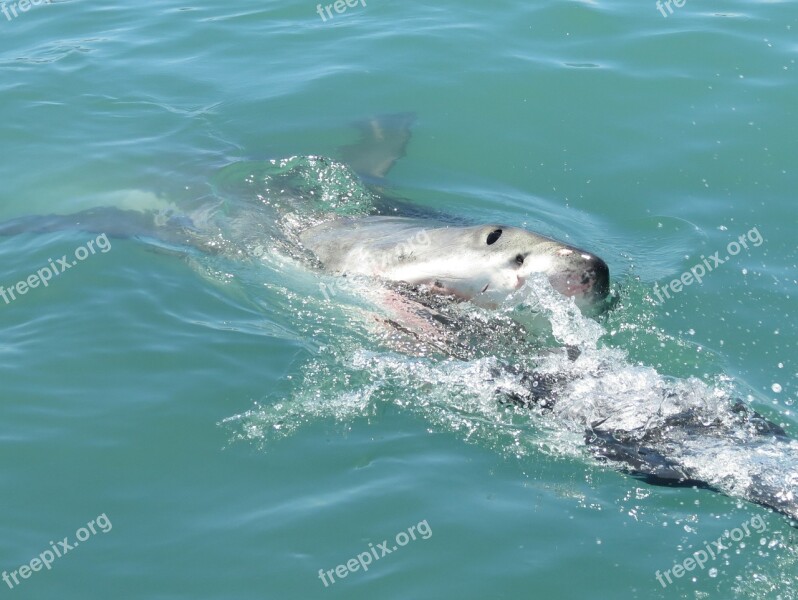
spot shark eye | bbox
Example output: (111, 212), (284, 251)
(515, 254), (525, 266)
(486, 229), (503, 245)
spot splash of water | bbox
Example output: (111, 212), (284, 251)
(208, 156), (797, 528)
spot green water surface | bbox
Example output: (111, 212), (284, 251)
(1, 1), (796, 599)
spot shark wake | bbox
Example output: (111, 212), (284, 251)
(210, 154), (797, 525)
(0, 116), (794, 524)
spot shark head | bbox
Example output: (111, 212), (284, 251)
(301, 217), (610, 310)
(385, 223), (610, 309)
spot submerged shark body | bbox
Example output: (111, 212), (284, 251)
(1, 115), (795, 522)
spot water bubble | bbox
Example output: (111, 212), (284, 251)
(708, 568), (718, 578)
(772, 383), (783, 393)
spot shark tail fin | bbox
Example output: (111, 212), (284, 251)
(0, 207), (202, 256)
(0, 209), (153, 238)
(339, 113), (416, 182)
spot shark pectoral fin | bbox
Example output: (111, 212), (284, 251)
(339, 113), (416, 181)
(585, 429), (702, 487)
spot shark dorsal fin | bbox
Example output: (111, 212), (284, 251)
(339, 113), (416, 181)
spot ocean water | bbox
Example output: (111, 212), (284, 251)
(1, 1), (796, 599)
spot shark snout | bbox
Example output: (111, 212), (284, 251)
(546, 249), (610, 305)
(587, 255), (610, 299)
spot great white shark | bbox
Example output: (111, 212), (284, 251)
(1, 114), (795, 522)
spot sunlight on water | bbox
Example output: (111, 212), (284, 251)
(216, 156), (798, 536)
(2, 2), (796, 595)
